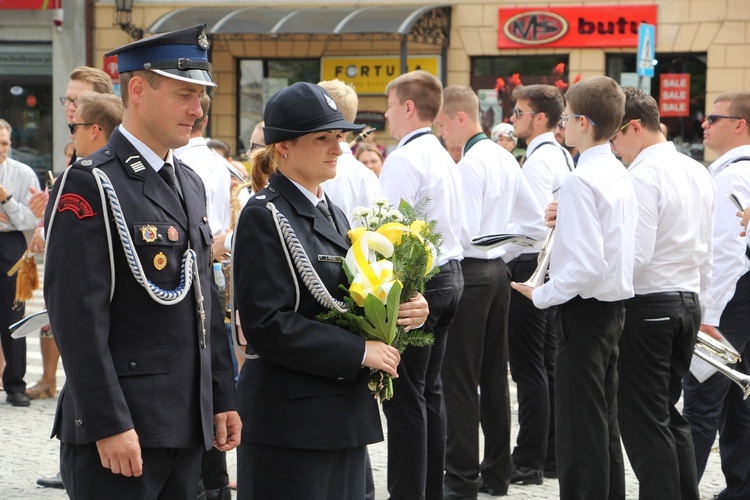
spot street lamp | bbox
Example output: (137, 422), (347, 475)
(115, 0), (144, 40)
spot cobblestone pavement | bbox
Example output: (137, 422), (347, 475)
(0, 281), (728, 499)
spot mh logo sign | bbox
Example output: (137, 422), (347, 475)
(503, 11), (569, 45)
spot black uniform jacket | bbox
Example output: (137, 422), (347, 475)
(43, 129), (237, 450)
(233, 171), (382, 450)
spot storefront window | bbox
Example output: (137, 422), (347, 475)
(471, 55), (570, 130)
(237, 58), (320, 153)
(606, 52), (706, 161)
(0, 43), (52, 186)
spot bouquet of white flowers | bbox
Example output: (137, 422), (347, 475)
(319, 198), (441, 401)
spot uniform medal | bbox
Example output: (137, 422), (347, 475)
(167, 226), (179, 242)
(140, 224), (158, 243)
(154, 252), (167, 270)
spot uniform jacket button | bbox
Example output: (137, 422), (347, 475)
(129, 361), (137, 370)
(75, 419), (84, 427)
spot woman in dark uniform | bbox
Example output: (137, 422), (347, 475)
(233, 82), (428, 499)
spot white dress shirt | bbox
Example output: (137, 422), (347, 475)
(627, 141), (715, 298)
(322, 142), (384, 226)
(458, 136), (545, 260)
(175, 136), (232, 235)
(0, 157), (41, 232)
(532, 143), (637, 309)
(379, 128), (463, 265)
(703, 145), (750, 326)
(517, 131), (573, 255)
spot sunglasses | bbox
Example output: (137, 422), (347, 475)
(68, 122), (96, 134)
(705, 114), (745, 125)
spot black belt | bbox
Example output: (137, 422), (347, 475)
(634, 291), (697, 300)
(439, 259), (462, 273)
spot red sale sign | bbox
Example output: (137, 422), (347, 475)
(659, 73), (690, 117)
(0, 0), (61, 8)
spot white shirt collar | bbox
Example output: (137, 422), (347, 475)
(397, 127), (432, 148)
(627, 141), (676, 171)
(118, 125), (175, 171)
(709, 144), (750, 176)
(526, 131), (557, 156)
(285, 174), (325, 206)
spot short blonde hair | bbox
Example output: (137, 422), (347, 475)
(385, 70), (443, 122)
(317, 79), (358, 123)
(442, 86), (479, 124)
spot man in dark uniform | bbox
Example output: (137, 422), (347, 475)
(43, 24), (240, 499)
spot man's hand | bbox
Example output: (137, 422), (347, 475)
(700, 324), (723, 341)
(364, 341), (400, 377)
(396, 292), (429, 332)
(28, 187), (49, 218)
(510, 281), (534, 300)
(28, 227), (45, 254)
(0, 183), (7, 203)
(211, 231), (229, 260)
(0, 213), (9, 224)
(738, 208), (750, 236)
(213, 411), (241, 451)
(95, 429), (142, 477)
(545, 201), (558, 228)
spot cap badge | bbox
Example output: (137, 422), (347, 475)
(140, 224), (158, 243)
(197, 28), (210, 50)
(154, 252), (167, 271)
(324, 94), (338, 111)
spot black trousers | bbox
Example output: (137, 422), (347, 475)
(555, 296), (626, 500)
(507, 255), (554, 471)
(236, 442), (366, 500)
(683, 272), (750, 500)
(383, 260), (463, 500)
(60, 442), (203, 500)
(618, 292), (700, 500)
(0, 231), (27, 395)
(443, 258), (511, 497)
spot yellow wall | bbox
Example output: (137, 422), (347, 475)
(94, 0), (750, 159)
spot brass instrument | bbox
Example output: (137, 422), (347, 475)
(229, 179), (253, 231)
(693, 332), (750, 400)
(521, 227), (555, 288)
(348, 128), (374, 148)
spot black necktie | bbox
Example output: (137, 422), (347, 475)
(316, 200), (336, 229)
(159, 163), (180, 200)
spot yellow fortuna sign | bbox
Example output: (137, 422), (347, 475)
(321, 56), (441, 95)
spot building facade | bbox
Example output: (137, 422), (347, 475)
(79, 0), (750, 162)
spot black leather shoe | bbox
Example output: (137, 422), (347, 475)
(510, 465), (543, 485)
(6, 393), (30, 407)
(443, 484), (477, 500)
(37, 472), (64, 489)
(204, 485), (232, 500)
(477, 478), (508, 496)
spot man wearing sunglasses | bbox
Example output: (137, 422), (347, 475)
(609, 86), (714, 500)
(507, 85), (574, 486)
(683, 91), (750, 500)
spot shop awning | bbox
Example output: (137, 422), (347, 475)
(147, 4), (450, 44)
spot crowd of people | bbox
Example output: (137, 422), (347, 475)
(0, 22), (749, 500)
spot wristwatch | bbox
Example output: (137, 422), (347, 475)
(1, 194), (12, 205)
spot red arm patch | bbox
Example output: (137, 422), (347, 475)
(57, 193), (96, 219)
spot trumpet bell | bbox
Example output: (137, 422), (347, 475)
(693, 349), (750, 400)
